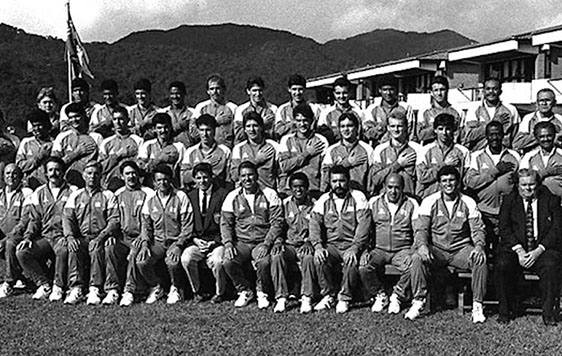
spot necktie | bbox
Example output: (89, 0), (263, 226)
(202, 191), (207, 216)
(525, 198), (535, 251)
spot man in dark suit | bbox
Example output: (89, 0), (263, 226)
(180, 162), (229, 303)
(496, 168), (562, 325)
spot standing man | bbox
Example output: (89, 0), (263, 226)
(220, 161), (287, 311)
(465, 121), (520, 252)
(317, 77), (364, 145)
(321, 112), (373, 193)
(496, 169), (562, 326)
(180, 163), (229, 303)
(137, 164), (194, 304)
(194, 74), (238, 149)
(278, 103), (328, 197)
(16, 157), (77, 301)
(162, 81), (198, 148)
(274, 74), (318, 140)
(128, 78), (160, 140)
(360, 174), (422, 316)
(416, 113), (470, 199)
(234, 76), (277, 144)
(413, 166), (488, 323)
(90, 79), (126, 137)
(309, 165), (370, 313)
(59, 78), (98, 132)
(463, 77), (520, 151)
(513, 88), (562, 154)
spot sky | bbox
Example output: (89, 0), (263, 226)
(2, 0), (562, 44)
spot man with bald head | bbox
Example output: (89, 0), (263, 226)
(359, 173), (421, 316)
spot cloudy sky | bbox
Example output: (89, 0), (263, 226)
(2, 0), (562, 44)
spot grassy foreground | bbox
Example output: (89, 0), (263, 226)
(1, 292), (561, 356)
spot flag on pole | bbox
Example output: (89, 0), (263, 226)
(65, 1), (94, 80)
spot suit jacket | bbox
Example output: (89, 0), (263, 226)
(187, 185), (229, 243)
(498, 186), (562, 252)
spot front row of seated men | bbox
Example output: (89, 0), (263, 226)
(0, 153), (560, 326)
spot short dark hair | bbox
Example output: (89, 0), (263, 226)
(485, 120), (504, 135)
(65, 102), (86, 117)
(71, 78), (90, 91)
(379, 74), (398, 88)
(246, 76), (265, 90)
(113, 105), (129, 118)
(293, 103), (314, 121)
(207, 73), (226, 89)
(333, 76), (352, 89)
(169, 81), (186, 94)
(44, 156), (65, 171)
(433, 113), (456, 130)
(84, 160), (102, 172)
(238, 161), (257, 175)
(329, 165), (350, 181)
(437, 165), (460, 182)
(196, 114), (217, 129)
(153, 163), (174, 178)
(27, 109), (50, 126)
(533, 121), (556, 137)
(134, 78), (152, 92)
(101, 79), (118, 92)
(430, 76), (449, 90)
(338, 112), (359, 128)
(193, 162), (213, 178)
(152, 112), (172, 127)
(120, 160), (139, 174)
(289, 172), (309, 189)
(288, 74), (306, 87)
(243, 111), (264, 128)
(484, 77), (502, 87)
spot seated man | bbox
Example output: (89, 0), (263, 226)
(16, 157), (77, 302)
(137, 164), (193, 304)
(309, 165), (370, 313)
(180, 163), (229, 303)
(360, 174), (421, 316)
(413, 165), (488, 323)
(220, 161), (287, 311)
(496, 169), (562, 326)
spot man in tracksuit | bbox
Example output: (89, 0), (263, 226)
(16, 157), (77, 301)
(412, 165), (488, 323)
(113, 161), (155, 307)
(138, 164), (194, 304)
(220, 161), (287, 312)
(0, 164), (33, 298)
(359, 173), (421, 316)
(309, 165), (370, 313)
(62, 160), (125, 305)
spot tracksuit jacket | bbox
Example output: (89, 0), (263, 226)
(0, 185), (33, 238)
(283, 196), (315, 247)
(113, 186), (154, 242)
(230, 139), (279, 190)
(99, 132), (143, 188)
(520, 147), (562, 197)
(321, 140), (374, 192)
(194, 99), (238, 148)
(63, 188), (117, 240)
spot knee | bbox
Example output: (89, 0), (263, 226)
(180, 247), (197, 267)
(254, 255), (271, 270)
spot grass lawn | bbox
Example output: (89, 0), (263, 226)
(1, 292), (562, 356)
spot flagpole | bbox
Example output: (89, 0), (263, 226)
(66, 0), (72, 103)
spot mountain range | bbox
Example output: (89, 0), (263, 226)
(0, 22), (475, 131)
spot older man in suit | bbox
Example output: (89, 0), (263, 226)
(180, 163), (229, 303)
(496, 168), (562, 326)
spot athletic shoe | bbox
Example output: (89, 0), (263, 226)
(257, 291), (270, 310)
(388, 293), (401, 314)
(102, 289), (120, 305)
(371, 292), (388, 312)
(274, 298), (286, 313)
(336, 300), (349, 314)
(32, 284), (52, 300)
(13, 280), (27, 289)
(234, 290), (254, 307)
(86, 286), (102, 305)
(167, 286), (183, 305)
(0, 282), (13, 299)
(314, 295), (334, 311)
(300, 296), (313, 314)
(472, 301), (486, 324)
(49, 285), (64, 302)
(64, 287), (84, 305)
(120, 291), (134, 307)
(145, 285), (164, 304)
(405, 299), (425, 320)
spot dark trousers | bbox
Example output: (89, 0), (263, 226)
(495, 249), (561, 318)
(0, 237), (24, 284)
(16, 238), (55, 287)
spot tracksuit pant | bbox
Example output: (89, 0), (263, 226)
(0, 237), (24, 285)
(16, 237), (56, 287)
(359, 248), (413, 300)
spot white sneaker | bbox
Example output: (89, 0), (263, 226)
(388, 293), (401, 314)
(472, 301), (486, 324)
(64, 287), (84, 305)
(0, 282), (13, 299)
(13, 280), (27, 289)
(145, 285), (164, 304)
(234, 290), (255, 307)
(314, 295), (335, 311)
(32, 284), (52, 300)
(371, 292), (389, 313)
(274, 297), (286, 313)
(336, 300), (349, 314)
(257, 291), (270, 310)
(49, 285), (64, 302)
(86, 286), (102, 305)
(120, 291), (134, 307)
(405, 299), (425, 320)
(102, 289), (120, 305)
(167, 286), (183, 305)
(300, 296), (313, 314)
